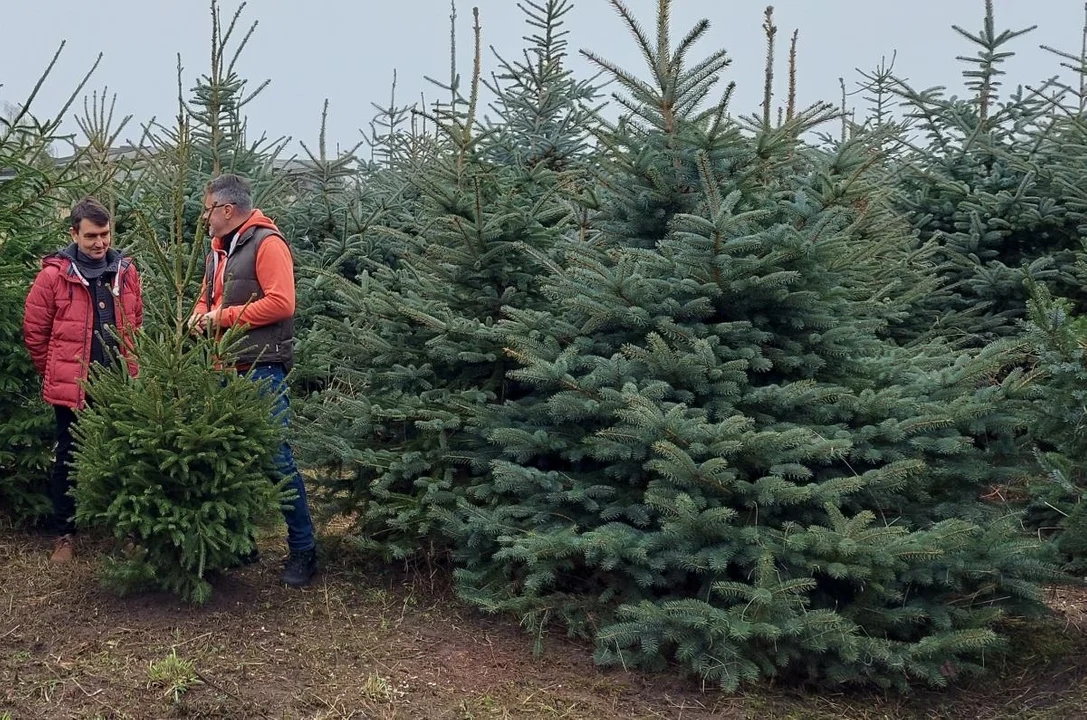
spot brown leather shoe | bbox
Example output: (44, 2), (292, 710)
(50, 534), (75, 564)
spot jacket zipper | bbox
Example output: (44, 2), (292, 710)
(80, 275), (92, 407)
(208, 247), (230, 311)
(78, 262), (127, 404)
(112, 264), (126, 348)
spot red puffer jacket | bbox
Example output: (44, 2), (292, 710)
(23, 250), (143, 409)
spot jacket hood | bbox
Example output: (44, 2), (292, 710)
(211, 210), (281, 252)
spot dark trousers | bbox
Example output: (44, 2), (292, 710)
(248, 364), (317, 553)
(49, 404), (78, 534)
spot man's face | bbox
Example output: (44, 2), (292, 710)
(201, 193), (239, 239)
(70, 219), (111, 260)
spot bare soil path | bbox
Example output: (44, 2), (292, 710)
(3, 526), (1086, 719)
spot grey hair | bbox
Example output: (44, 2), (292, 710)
(205, 173), (253, 213)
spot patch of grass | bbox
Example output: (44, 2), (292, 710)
(360, 672), (394, 701)
(148, 648), (200, 704)
(459, 693), (508, 719)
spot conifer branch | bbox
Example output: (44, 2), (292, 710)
(607, 0), (659, 86)
(761, 6), (777, 130)
(464, 7), (483, 150)
(840, 77), (847, 142)
(449, 0), (459, 106)
(3, 42), (69, 132)
(978, 0), (995, 124)
(786, 29), (798, 123)
(656, 0), (672, 78)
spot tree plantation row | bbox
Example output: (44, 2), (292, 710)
(2, 0), (1087, 693)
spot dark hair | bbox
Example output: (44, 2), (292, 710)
(205, 173), (253, 213)
(70, 197), (111, 230)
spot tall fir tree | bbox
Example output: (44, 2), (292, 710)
(297, 0), (600, 560)
(0, 49), (100, 522)
(867, 2), (1087, 567)
(134, 0), (293, 310)
(449, 0), (1056, 691)
(1005, 7), (1087, 571)
(884, 0), (1084, 346)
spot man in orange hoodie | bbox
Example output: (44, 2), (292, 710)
(191, 173), (317, 587)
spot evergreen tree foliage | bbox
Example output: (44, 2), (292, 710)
(481, 0), (602, 171)
(0, 50), (98, 522)
(2, 0), (1076, 693)
(1017, 14), (1087, 567)
(276, 101), (362, 258)
(133, 0), (292, 308)
(448, 0), (1056, 691)
(296, 0), (600, 560)
(1020, 283), (1087, 572)
(878, 0), (1087, 569)
(883, 0), (1086, 346)
(69, 40), (289, 606)
(278, 101), (375, 396)
(71, 327), (285, 605)
(185, 0), (280, 179)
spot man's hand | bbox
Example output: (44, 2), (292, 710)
(201, 311), (222, 332)
(187, 313), (206, 335)
(188, 311), (222, 334)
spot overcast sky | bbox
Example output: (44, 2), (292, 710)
(0, 1), (1081, 155)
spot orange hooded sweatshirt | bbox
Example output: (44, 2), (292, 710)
(193, 210), (295, 330)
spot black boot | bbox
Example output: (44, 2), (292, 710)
(282, 547), (317, 587)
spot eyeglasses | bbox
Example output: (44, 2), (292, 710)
(201, 202), (233, 216)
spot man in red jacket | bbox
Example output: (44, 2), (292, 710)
(191, 174), (318, 587)
(23, 198), (143, 562)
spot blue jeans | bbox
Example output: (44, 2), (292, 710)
(248, 364), (316, 553)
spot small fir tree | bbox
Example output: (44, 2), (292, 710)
(69, 54), (288, 607)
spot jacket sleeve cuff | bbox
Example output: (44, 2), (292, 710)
(222, 305), (244, 327)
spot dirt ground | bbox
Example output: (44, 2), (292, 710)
(3, 524), (1087, 720)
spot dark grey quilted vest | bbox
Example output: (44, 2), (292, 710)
(205, 226), (294, 369)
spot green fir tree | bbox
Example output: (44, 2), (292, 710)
(0, 49), (100, 522)
(69, 50), (289, 608)
(884, 0), (1084, 346)
(298, 0), (599, 560)
(449, 0), (1056, 691)
(1019, 282), (1087, 572)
